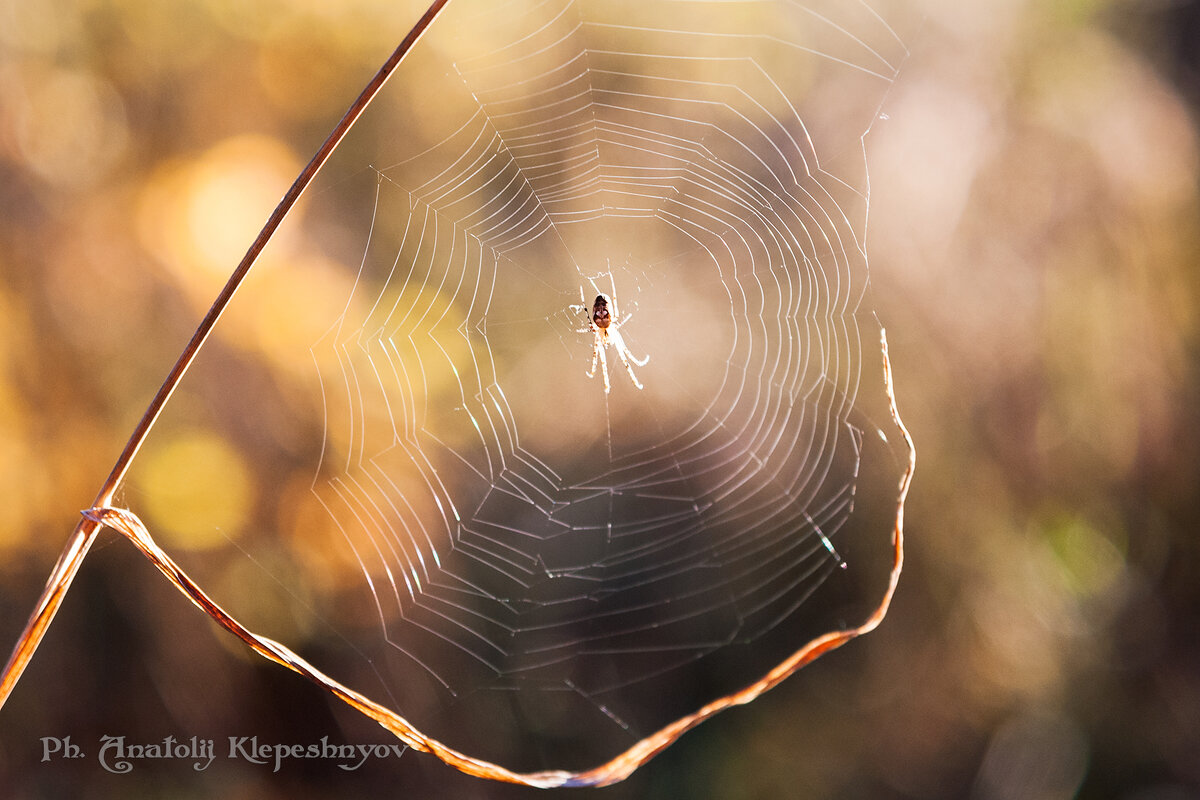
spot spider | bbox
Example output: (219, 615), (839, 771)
(573, 286), (649, 393)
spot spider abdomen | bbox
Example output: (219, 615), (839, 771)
(592, 295), (611, 329)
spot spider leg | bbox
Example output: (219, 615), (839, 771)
(617, 352), (642, 390)
(598, 341), (611, 394)
(610, 327), (649, 367)
(609, 330), (646, 389)
(571, 286), (591, 323)
(606, 274), (620, 319)
(586, 333), (600, 378)
(626, 338), (649, 367)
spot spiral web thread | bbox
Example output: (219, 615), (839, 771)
(287, 0), (914, 782)
(2, 0), (915, 788)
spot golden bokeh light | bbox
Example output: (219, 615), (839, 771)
(137, 429), (256, 551)
(8, 65), (129, 188)
(136, 134), (301, 302)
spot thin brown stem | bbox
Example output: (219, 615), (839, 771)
(0, 519), (100, 705)
(95, 0), (451, 507)
(0, 0), (450, 710)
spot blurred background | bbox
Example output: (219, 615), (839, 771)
(0, 0), (1197, 798)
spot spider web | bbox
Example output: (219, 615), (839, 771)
(135, 0), (912, 776)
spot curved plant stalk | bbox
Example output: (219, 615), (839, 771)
(10, 328), (913, 788)
(1, 0), (914, 786)
(0, 0), (449, 715)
